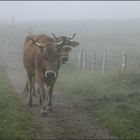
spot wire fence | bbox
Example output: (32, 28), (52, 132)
(77, 48), (140, 74)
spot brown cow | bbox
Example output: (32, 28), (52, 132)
(23, 33), (79, 95)
(23, 33), (79, 96)
(23, 33), (79, 116)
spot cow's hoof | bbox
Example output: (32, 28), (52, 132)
(47, 106), (53, 113)
(41, 110), (48, 117)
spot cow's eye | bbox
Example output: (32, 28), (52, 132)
(63, 47), (71, 52)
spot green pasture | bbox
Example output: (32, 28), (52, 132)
(0, 69), (32, 139)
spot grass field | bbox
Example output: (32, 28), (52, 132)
(56, 68), (140, 139)
(0, 68), (32, 139)
(1, 19), (140, 139)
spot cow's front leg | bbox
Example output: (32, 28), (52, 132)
(39, 83), (47, 117)
(47, 86), (53, 112)
(36, 73), (47, 117)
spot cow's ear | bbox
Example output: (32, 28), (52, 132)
(70, 41), (79, 47)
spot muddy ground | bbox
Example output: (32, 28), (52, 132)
(0, 36), (118, 139)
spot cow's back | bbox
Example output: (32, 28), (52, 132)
(23, 36), (36, 75)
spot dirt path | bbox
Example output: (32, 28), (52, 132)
(1, 37), (118, 139)
(0, 32), (116, 139)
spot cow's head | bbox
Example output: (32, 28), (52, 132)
(51, 33), (79, 64)
(32, 38), (65, 82)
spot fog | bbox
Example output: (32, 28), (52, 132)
(0, 1), (140, 22)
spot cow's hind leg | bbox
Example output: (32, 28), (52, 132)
(37, 87), (42, 106)
(32, 86), (36, 96)
(23, 80), (29, 97)
(26, 74), (34, 107)
(32, 77), (38, 96)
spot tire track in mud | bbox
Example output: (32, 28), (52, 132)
(1, 36), (119, 139)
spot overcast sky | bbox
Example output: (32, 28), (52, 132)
(0, 1), (140, 21)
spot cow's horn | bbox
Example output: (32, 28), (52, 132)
(32, 39), (47, 48)
(55, 40), (64, 48)
(51, 33), (57, 39)
(56, 40), (64, 45)
(70, 33), (76, 40)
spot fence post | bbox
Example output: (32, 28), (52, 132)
(122, 51), (127, 73)
(82, 50), (86, 71)
(78, 49), (83, 69)
(92, 51), (96, 72)
(102, 49), (106, 74)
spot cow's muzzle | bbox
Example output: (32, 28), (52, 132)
(45, 71), (57, 79)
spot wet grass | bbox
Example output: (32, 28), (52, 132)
(56, 69), (140, 139)
(0, 69), (32, 139)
